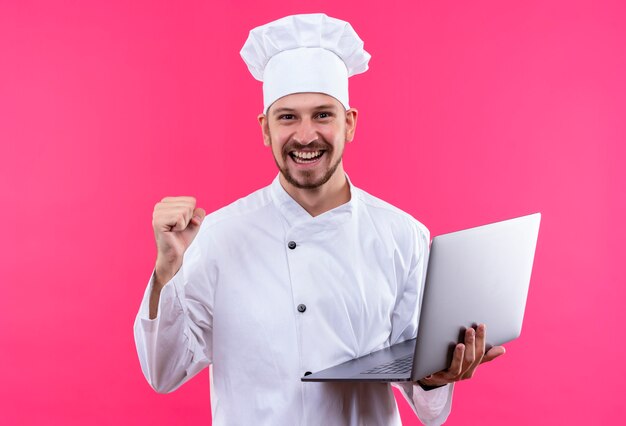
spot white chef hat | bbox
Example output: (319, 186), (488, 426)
(240, 13), (371, 113)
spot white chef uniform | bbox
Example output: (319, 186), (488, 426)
(134, 175), (454, 425)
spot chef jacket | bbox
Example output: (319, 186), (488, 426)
(134, 175), (454, 425)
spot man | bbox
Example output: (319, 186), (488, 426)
(134, 14), (504, 426)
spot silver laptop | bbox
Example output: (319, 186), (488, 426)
(301, 213), (541, 382)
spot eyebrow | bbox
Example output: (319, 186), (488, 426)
(272, 107), (296, 116)
(272, 104), (339, 116)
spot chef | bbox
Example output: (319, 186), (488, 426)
(134, 13), (504, 426)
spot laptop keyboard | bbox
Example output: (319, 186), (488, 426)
(363, 355), (413, 374)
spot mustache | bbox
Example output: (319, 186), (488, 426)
(283, 139), (330, 153)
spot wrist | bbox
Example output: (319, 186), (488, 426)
(154, 262), (181, 288)
(155, 253), (181, 278)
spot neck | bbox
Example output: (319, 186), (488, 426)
(279, 165), (351, 217)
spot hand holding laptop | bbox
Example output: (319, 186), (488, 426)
(417, 324), (506, 389)
(302, 214), (540, 385)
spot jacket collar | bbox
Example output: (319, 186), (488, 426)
(270, 173), (357, 230)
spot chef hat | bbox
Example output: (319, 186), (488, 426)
(240, 13), (371, 113)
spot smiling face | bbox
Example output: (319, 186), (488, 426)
(258, 93), (358, 191)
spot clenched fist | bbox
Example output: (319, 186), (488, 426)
(152, 196), (206, 287)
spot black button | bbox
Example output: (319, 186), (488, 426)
(288, 241), (297, 250)
(304, 371), (312, 376)
(297, 304), (306, 313)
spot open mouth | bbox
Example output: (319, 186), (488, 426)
(289, 150), (325, 164)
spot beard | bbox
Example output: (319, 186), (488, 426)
(272, 137), (343, 190)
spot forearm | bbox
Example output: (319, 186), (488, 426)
(135, 269), (212, 393)
(148, 282), (164, 320)
(149, 259), (181, 319)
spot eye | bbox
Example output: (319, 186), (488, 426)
(278, 114), (296, 120)
(316, 112), (332, 119)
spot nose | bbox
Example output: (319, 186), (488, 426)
(293, 118), (317, 145)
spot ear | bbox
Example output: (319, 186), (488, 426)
(345, 108), (358, 143)
(258, 113), (271, 147)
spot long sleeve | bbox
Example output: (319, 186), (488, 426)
(390, 220), (454, 425)
(133, 229), (216, 393)
(393, 381), (453, 426)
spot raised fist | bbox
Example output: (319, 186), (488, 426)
(152, 196), (206, 284)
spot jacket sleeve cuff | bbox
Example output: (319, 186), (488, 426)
(393, 381), (454, 426)
(136, 268), (186, 332)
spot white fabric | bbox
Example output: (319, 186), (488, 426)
(240, 13), (371, 112)
(263, 47), (349, 113)
(134, 176), (453, 426)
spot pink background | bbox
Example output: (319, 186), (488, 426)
(1, 0), (624, 424)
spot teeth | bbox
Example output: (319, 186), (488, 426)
(292, 150), (322, 159)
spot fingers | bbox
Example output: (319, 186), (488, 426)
(460, 324), (487, 379)
(450, 324), (505, 382)
(460, 324), (506, 379)
(464, 328), (476, 366)
(419, 343), (465, 387)
(482, 345), (506, 363)
(422, 343), (466, 385)
(160, 196), (197, 203)
(448, 343), (465, 378)
(476, 324), (487, 358)
(460, 328), (476, 379)
(190, 207), (206, 226)
(420, 374), (435, 384)
(418, 324), (506, 388)
(153, 197), (198, 232)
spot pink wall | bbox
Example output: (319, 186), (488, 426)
(1, 0), (624, 424)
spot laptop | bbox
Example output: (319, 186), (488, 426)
(301, 213), (541, 382)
